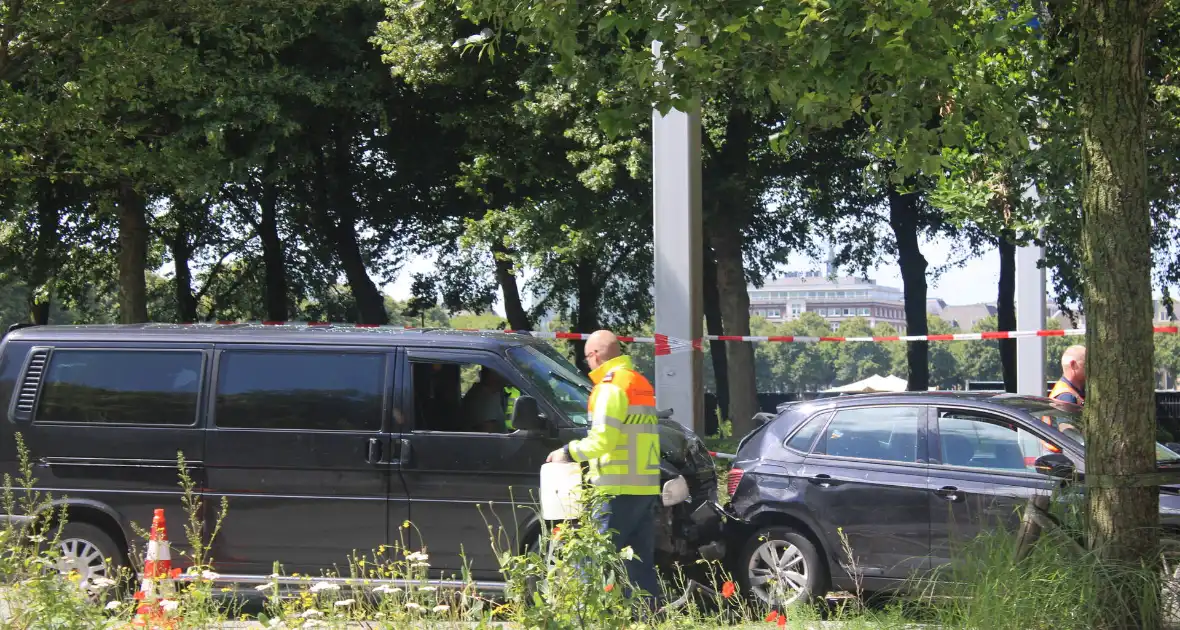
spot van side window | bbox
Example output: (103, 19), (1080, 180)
(37, 349), (203, 426)
(215, 351), (383, 431)
(409, 360), (516, 433)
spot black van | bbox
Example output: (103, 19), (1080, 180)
(0, 324), (720, 592)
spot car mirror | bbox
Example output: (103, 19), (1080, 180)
(1034, 453), (1077, 479)
(511, 396), (549, 434)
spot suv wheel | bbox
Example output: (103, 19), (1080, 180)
(737, 526), (828, 608)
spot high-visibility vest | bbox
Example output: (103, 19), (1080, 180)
(505, 387), (520, 429)
(1049, 379), (1084, 405)
(567, 355), (661, 496)
(1038, 379), (1084, 454)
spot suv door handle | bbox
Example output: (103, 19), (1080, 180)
(934, 486), (963, 502)
(366, 438), (383, 464)
(809, 474), (838, 488)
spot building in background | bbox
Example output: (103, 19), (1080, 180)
(747, 272), (909, 332)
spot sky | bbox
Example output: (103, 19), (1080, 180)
(382, 237), (1009, 316)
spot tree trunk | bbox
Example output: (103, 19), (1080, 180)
(703, 242), (730, 434)
(117, 182), (150, 324)
(887, 185), (929, 391)
(997, 232), (1017, 393)
(316, 141), (388, 326)
(258, 177), (289, 323)
(572, 259), (600, 374)
(711, 222), (759, 437)
(493, 243), (531, 330)
(1077, 1), (1160, 627)
(170, 218), (199, 324)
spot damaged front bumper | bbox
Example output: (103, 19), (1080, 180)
(687, 500), (749, 563)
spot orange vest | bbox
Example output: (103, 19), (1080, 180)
(1037, 379), (1083, 455)
(1049, 379), (1084, 405)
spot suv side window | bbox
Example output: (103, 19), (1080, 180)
(215, 350), (384, 431)
(937, 409), (1055, 472)
(813, 406), (922, 463)
(37, 349), (203, 426)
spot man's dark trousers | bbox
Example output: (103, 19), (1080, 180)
(593, 494), (662, 607)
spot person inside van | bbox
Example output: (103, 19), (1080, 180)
(459, 366), (509, 433)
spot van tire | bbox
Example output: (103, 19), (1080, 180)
(736, 526), (828, 608)
(56, 522), (123, 587)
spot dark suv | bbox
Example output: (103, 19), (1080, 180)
(0, 324), (718, 592)
(722, 392), (1180, 607)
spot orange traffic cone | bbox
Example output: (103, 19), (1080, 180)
(131, 509), (181, 629)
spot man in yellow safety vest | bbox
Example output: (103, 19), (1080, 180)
(547, 329), (662, 606)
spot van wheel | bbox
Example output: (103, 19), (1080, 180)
(55, 523), (122, 591)
(737, 526), (827, 609)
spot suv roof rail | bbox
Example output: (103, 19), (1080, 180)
(4, 322), (37, 337)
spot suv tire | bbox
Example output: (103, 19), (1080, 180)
(736, 526), (828, 608)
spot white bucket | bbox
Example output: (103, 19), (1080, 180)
(540, 462), (583, 520)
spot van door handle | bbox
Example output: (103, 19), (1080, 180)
(366, 438), (383, 464)
(396, 439), (412, 467)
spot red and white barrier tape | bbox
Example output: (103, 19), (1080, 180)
(172, 321), (1180, 351)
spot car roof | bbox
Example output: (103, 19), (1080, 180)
(789, 391), (1067, 416)
(3, 323), (541, 351)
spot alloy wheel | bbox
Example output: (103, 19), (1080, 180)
(747, 538), (809, 607)
(55, 537), (110, 588)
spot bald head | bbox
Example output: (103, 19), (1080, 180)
(1061, 345), (1086, 386)
(585, 330), (621, 371)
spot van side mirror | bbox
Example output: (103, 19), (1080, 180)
(1034, 453), (1077, 479)
(511, 396), (548, 433)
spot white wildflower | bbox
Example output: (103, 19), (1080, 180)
(619, 546), (635, 561)
(308, 581), (339, 593)
(90, 577), (117, 589)
(269, 573), (281, 578)
(159, 599), (179, 613)
(405, 602), (423, 611)
(256, 583), (276, 592)
(432, 604), (451, 613)
(105, 601), (120, 611)
(420, 586), (437, 592)
(373, 585), (403, 595)
(405, 551), (429, 563)
(200, 570), (221, 581)
(333, 599), (355, 607)
(299, 609), (323, 618)
(267, 618), (283, 628)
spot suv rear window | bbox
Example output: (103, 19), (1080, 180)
(37, 349), (203, 425)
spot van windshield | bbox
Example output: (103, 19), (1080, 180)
(507, 345), (591, 427)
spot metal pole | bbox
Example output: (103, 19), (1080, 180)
(652, 39), (704, 434)
(1016, 241), (1047, 396)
